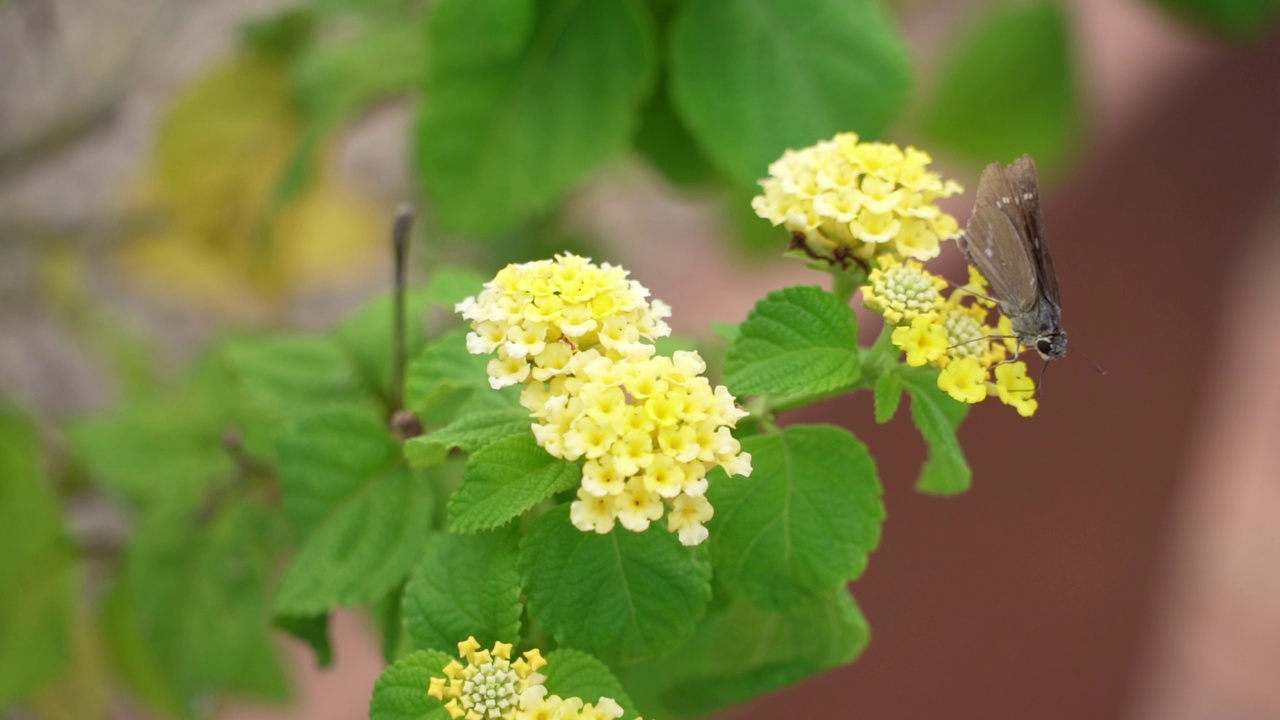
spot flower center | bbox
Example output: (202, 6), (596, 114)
(462, 661), (520, 719)
(944, 311), (988, 361)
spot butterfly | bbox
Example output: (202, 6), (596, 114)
(960, 155), (1067, 361)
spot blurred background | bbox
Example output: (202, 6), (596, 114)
(1, 0), (1278, 718)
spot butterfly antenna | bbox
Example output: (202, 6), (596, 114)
(943, 276), (1001, 306)
(1078, 347), (1107, 375)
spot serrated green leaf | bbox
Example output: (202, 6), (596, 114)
(668, 0), (911, 184)
(0, 409), (75, 705)
(723, 285), (860, 398)
(874, 367), (903, 424)
(707, 424), (883, 609)
(1151, 0), (1280, 36)
(405, 409), (533, 469)
(902, 368), (972, 495)
(424, 266), (490, 309)
(274, 411), (434, 615)
(124, 496), (286, 705)
(416, 0), (657, 234)
(405, 330), (491, 414)
(521, 506), (712, 665)
(276, 613), (332, 668)
(369, 650), (454, 720)
(544, 649), (637, 716)
(69, 354), (266, 503)
(335, 289), (431, 400)
(225, 334), (376, 423)
(917, 3), (1080, 175)
(403, 527), (523, 653)
(276, 410), (403, 534)
(449, 434), (579, 532)
(658, 589), (869, 717)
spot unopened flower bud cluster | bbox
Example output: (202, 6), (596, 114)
(458, 254), (752, 545)
(427, 637), (635, 720)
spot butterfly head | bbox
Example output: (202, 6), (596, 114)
(1033, 330), (1068, 361)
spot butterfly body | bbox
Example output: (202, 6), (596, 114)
(960, 155), (1067, 361)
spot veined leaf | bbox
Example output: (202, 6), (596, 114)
(707, 424), (883, 609)
(448, 434), (579, 533)
(668, 0), (910, 184)
(521, 506), (712, 665)
(723, 285), (860, 398)
(416, 0), (657, 233)
(902, 368), (972, 495)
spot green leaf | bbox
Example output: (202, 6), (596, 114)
(100, 582), (183, 716)
(668, 0), (911, 184)
(225, 334), (375, 423)
(449, 434), (579, 532)
(707, 424), (883, 609)
(405, 330), (492, 414)
(0, 409), (74, 705)
(662, 589), (869, 716)
(274, 411), (434, 615)
(403, 527), (523, 653)
(368, 650), (454, 720)
(405, 409), (533, 468)
(708, 321), (739, 344)
(293, 18), (426, 129)
(276, 613), (332, 668)
(902, 368), (972, 495)
(634, 78), (719, 187)
(335, 289), (431, 400)
(723, 285), (860, 398)
(917, 2), (1080, 175)
(544, 649), (636, 715)
(69, 354), (264, 503)
(874, 367), (903, 424)
(521, 506), (712, 665)
(1151, 0), (1280, 36)
(423, 266), (490, 309)
(416, 0), (657, 234)
(124, 496), (286, 704)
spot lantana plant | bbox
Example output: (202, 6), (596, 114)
(362, 133), (1044, 719)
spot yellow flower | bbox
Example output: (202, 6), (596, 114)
(427, 638), (547, 720)
(752, 133), (963, 264)
(457, 254), (672, 387)
(427, 637), (624, 720)
(937, 357), (987, 404)
(993, 362), (1039, 417)
(468, 257), (751, 544)
(892, 316), (949, 367)
(667, 494), (714, 547)
(863, 257), (947, 325)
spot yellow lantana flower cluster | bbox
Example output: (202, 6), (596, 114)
(458, 255), (752, 546)
(869, 259), (1038, 417)
(751, 132), (964, 264)
(456, 254), (672, 389)
(427, 637), (632, 720)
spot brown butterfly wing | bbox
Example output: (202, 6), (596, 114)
(961, 161), (1040, 317)
(1004, 155), (1061, 311)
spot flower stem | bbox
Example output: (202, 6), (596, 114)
(862, 321), (899, 379)
(390, 205), (415, 414)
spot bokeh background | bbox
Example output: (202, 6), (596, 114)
(2, 0), (1279, 719)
